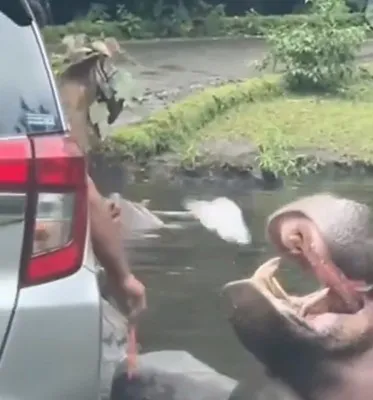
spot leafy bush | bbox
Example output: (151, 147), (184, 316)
(115, 5), (144, 37)
(262, 0), (367, 91)
(84, 3), (110, 22)
(42, 11), (368, 43)
(221, 11), (366, 36)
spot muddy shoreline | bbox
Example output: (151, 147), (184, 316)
(89, 145), (373, 194)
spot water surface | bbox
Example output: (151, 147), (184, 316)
(96, 173), (373, 388)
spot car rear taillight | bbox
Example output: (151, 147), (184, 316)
(0, 135), (88, 287)
(0, 135), (87, 286)
(0, 139), (31, 188)
(23, 135), (88, 286)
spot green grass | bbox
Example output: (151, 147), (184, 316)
(198, 94), (373, 163)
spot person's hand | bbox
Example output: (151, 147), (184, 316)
(105, 193), (147, 319)
(121, 273), (147, 321)
(108, 273), (147, 321)
(107, 272), (146, 379)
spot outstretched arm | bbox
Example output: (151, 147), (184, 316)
(87, 176), (130, 282)
(87, 176), (146, 317)
(87, 176), (145, 378)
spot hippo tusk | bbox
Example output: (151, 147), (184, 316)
(298, 288), (330, 317)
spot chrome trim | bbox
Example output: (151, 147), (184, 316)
(0, 193), (26, 197)
(0, 136), (27, 141)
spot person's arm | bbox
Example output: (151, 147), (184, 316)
(87, 176), (146, 318)
(87, 176), (131, 282)
(87, 177), (145, 378)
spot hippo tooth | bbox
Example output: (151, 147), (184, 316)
(269, 276), (292, 301)
(298, 288), (330, 318)
(252, 257), (281, 281)
(355, 284), (373, 294)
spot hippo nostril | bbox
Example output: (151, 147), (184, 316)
(220, 284), (237, 317)
(221, 281), (242, 312)
(221, 280), (254, 317)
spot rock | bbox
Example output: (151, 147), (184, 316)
(111, 350), (237, 400)
(190, 83), (205, 91)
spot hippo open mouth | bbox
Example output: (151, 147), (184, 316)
(224, 256), (370, 337)
(266, 210), (368, 317)
(223, 194), (373, 373)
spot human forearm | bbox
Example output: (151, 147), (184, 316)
(87, 177), (131, 281)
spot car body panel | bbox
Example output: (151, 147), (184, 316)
(0, 213), (126, 399)
(0, 194), (27, 352)
(0, 264), (101, 400)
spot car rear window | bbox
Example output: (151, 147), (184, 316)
(0, 2), (63, 136)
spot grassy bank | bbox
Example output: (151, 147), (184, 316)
(42, 12), (367, 43)
(199, 95), (373, 158)
(102, 67), (373, 175)
(101, 76), (283, 160)
(197, 87), (373, 173)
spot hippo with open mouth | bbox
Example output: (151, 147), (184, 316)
(222, 193), (373, 400)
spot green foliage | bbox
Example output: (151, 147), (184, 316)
(102, 77), (283, 161)
(221, 11), (366, 36)
(49, 53), (66, 76)
(113, 6), (143, 37)
(346, 0), (367, 12)
(262, 0), (367, 91)
(42, 10), (368, 43)
(256, 128), (306, 176)
(84, 3), (110, 22)
(142, 0), (193, 37)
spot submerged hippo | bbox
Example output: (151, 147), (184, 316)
(222, 193), (373, 400)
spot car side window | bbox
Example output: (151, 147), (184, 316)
(0, 7), (62, 136)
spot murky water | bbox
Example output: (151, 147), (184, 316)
(93, 171), (373, 388)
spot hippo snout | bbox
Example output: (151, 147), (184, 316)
(221, 279), (252, 317)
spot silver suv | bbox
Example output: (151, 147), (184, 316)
(0, 1), (125, 399)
